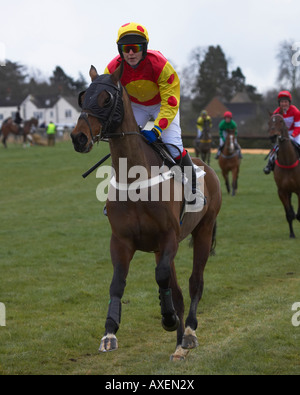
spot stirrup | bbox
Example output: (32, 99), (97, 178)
(185, 188), (206, 213)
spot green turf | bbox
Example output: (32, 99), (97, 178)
(0, 142), (299, 375)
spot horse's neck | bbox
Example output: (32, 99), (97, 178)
(202, 128), (210, 138)
(278, 132), (298, 164)
(110, 133), (148, 164)
(109, 107), (155, 181)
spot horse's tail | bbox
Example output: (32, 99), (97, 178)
(210, 221), (217, 256)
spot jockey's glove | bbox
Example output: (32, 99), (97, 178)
(141, 127), (162, 143)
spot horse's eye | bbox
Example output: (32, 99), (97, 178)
(103, 93), (113, 107)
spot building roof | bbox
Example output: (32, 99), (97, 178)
(205, 96), (229, 118)
(230, 91), (252, 103)
(29, 95), (60, 109)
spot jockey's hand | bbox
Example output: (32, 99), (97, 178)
(141, 127), (161, 144)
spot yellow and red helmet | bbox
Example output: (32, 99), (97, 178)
(117, 22), (149, 44)
(117, 22), (149, 61)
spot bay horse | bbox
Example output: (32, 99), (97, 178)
(71, 64), (222, 361)
(268, 113), (300, 238)
(1, 117), (38, 148)
(194, 120), (212, 165)
(218, 130), (241, 196)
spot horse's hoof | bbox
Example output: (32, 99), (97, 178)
(170, 346), (190, 362)
(99, 334), (118, 353)
(162, 314), (180, 332)
(182, 327), (199, 350)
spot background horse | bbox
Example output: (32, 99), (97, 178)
(1, 117), (38, 148)
(71, 65), (222, 361)
(268, 113), (300, 238)
(218, 130), (241, 196)
(194, 120), (212, 165)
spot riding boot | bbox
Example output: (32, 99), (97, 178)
(215, 144), (224, 159)
(235, 143), (243, 159)
(263, 153), (276, 174)
(175, 152), (206, 209)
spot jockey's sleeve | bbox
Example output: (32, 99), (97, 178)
(292, 111), (300, 137)
(154, 61), (180, 133)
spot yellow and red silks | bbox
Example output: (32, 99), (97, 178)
(105, 50), (180, 132)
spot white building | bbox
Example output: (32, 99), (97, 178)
(0, 94), (81, 128)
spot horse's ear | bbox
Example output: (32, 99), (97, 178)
(267, 110), (273, 117)
(89, 65), (99, 81)
(279, 107), (284, 115)
(110, 61), (124, 86)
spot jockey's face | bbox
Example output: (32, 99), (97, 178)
(225, 117), (231, 123)
(280, 99), (290, 112)
(123, 49), (143, 67)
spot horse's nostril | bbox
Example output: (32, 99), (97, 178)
(78, 132), (88, 145)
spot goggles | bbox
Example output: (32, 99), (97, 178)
(120, 44), (143, 54)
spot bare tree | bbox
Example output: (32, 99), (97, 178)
(276, 39), (300, 91)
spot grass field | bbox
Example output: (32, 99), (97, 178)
(0, 141), (299, 375)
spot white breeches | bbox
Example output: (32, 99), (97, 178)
(289, 131), (300, 145)
(131, 102), (184, 158)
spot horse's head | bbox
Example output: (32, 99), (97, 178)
(268, 111), (288, 142)
(71, 65), (124, 153)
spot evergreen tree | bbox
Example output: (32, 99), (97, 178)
(0, 60), (28, 102)
(193, 45), (230, 110)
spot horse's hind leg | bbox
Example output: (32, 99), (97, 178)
(182, 220), (215, 350)
(99, 235), (134, 353)
(165, 260), (188, 361)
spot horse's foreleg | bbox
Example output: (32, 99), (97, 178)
(222, 169), (230, 194)
(99, 235), (134, 353)
(155, 234), (180, 333)
(278, 190), (296, 238)
(2, 136), (7, 149)
(232, 167), (239, 196)
(182, 221), (214, 350)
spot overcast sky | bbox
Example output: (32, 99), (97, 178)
(0, 0), (299, 93)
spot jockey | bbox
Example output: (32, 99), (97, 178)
(105, 22), (202, 206)
(264, 90), (300, 174)
(14, 107), (23, 133)
(215, 111), (242, 159)
(196, 110), (212, 139)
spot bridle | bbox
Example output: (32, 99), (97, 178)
(269, 113), (289, 142)
(79, 79), (126, 146)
